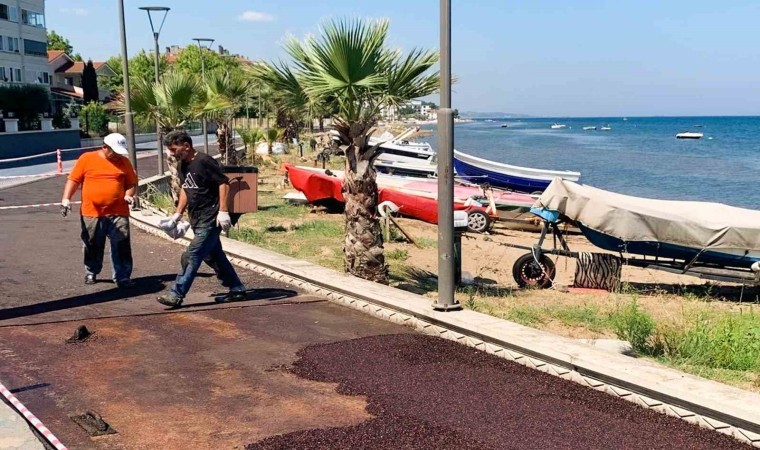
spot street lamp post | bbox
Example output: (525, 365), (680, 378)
(193, 38), (214, 154)
(433, 0), (461, 311)
(117, 0), (137, 173)
(139, 6), (170, 176)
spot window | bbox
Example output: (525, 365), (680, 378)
(0, 35), (3, 51)
(44, 72), (49, 84)
(23, 39), (46, 57)
(9, 6), (17, 22)
(0, 67), (6, 82)
(21, 9), (44, 27)
(5, 37), (18, 52)
(14, 68), (20, 82)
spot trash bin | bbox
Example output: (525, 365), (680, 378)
(453, 211), (469, 286)
(222, 166), (258, 214)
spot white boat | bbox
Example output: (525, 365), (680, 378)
(367, 136), (435, 164)
(583, 126), (597, 131)
(374, 158), (437, 178)
(600, 125), (612, 131)
(676, 131), (704, 139)
(550, 123), (566, 129)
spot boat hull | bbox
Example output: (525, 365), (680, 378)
(579, 224), (760, 269)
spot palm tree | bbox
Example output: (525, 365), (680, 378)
(202, 70), (254, 165)
(256, 19), (439, 283)
(237, 126), (265, 164)
(112, 71), (201, 201)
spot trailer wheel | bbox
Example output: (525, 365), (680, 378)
(513, 252), (555, 288)
(467, 210), (492, 233)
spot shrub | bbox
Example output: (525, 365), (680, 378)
(610, 299), (656, 355)
(0, 85), (50, 130)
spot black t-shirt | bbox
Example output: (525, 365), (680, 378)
(178, 153), (229, 228)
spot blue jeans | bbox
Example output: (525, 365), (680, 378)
(80, 216), (133, 282)
(171, 226), (243, 298)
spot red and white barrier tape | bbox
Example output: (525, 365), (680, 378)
(0, 201), (80, 211)
(0, 382), (68, 450)
(0, 172), (67, 180)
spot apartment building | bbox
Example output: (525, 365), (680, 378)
(0, 0), (49, 85)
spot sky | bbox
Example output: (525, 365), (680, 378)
(45, 0), (760, 117)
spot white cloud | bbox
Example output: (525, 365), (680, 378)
(238, 10), (274, 22)
(61, 7), (90, 16)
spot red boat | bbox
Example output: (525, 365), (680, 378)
(283, 164), (486, 225)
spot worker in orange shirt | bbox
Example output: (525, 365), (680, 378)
(60, 133), (138, 288)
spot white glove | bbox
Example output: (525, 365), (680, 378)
(159, 213), (182, 231)
(216, 211), (232, 231)
(174, 221), (191, 239)
(124, 195), (134, 206)
(60, 198), (71, 217)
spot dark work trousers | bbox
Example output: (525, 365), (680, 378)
(80, 215), (133, 282)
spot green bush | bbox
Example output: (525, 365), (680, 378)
(80, 102), (110, 136)
(610, 299), (656, 354)
(674, 312), (760, 371)
(0, 85), (50, 130)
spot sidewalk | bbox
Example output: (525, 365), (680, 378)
(0, 176), (755, 449)
(0, 399), (44, 450)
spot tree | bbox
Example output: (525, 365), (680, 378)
(47, 30), (82, 61)
(80, 102), (109, 136)
(175, 46), (241, 77)
(201, 70), (253, 165)
(101, 51), (167, 93)
(256, 19), (439, 283)
(112, 71), (201, 200)
(0, 85), (51, 130)
(82, 60), (99, 103)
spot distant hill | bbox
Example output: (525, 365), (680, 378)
(460, 111), (533, 119)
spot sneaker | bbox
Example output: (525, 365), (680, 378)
(85, 274), (96, 285)
(116, 279), (136, 289)
(215, 287), (247, 303)
(157, 293), (183, 308)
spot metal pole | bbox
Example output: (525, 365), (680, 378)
(118, 0), (138, 173)
(154, 34), (164, 175)
(200, 50), (208, 153)
(433, 0), (461, 311)
(258, 84), (262, 127)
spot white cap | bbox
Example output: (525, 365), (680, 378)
(103, 133), (129, 155)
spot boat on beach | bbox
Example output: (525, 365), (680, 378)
(452, 149), (581, 194)
(282, 164), (538, 231)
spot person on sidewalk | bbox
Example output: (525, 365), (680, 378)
(60, 133), (137, 288)
(157, 130), (246, 308)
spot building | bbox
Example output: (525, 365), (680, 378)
(164, 44), (254, 66)
(0, 0), (49, 85)
(48, 50), (115, 111)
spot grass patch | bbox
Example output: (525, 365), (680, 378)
(550, 305), (610, 332)
(386, 248), (409, 261)
(506, 305), (545, 326)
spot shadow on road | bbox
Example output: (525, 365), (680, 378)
(0, 274), (175, 322)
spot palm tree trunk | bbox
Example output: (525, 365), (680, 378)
(217, 122), (228, 164)
(167, 154), (181, 203)
(343, 141), (387, 283)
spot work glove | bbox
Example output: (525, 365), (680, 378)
(216, 211), (232, 232)
(124, 195), (134, 206)
(60, 199), (71, 218)
(159, 213), (182, 231)
(165, 220), (190, 240)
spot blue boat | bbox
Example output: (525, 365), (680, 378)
(453, 150), (581, 193)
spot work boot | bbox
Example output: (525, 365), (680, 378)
(85, 274), (96, 285)
(157, 292), (183, 308)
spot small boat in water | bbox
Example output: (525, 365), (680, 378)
(600, 125), (612, 131)
(501, 124), (509, 128)
(452, 150), (581, 194)
(550, 123), (566, 129)
(583, 126), (597, 131)
(676, 131), (704, 139)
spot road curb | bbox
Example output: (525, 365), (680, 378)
(130, 202), (760, 448)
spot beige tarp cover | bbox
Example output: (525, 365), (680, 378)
(535, 178), (760, 252)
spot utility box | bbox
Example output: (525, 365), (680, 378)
(222, 166), (258, 214)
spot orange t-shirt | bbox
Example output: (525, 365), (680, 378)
(68, 151), (137, 217)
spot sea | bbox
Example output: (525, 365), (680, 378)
(422, 116), (760, 210)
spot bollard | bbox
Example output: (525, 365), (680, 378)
(56, 149), (62, 174)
